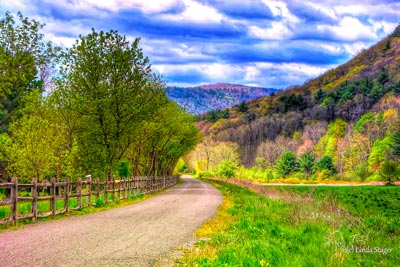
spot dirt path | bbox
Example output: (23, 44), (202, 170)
(0, 177), (222, 267)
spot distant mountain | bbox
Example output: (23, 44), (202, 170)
(166, 83), (278, 114)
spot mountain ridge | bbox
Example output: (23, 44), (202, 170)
(166, 83), (278, 114)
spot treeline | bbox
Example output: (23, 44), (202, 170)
(0, 12), (200, 182)
(167, 85), (276, 114)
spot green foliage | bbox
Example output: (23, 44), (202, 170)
(368, 136), (394, 171)
(377, 67), (390, 85)
(95, 199), (105, 208)
(354, 112), (374, 133)
(299, 152), (315, 176)
(173, 158), (187, 175)
(56, 29), (200, 179)
(275, 151), (298, 178)
(278, 93), (306, 112)
(379, 161), (399, 184)
(0, 12), (59, 132)
(205, 109), (229, 122)
(327, 119), (347, 138)
(216, 159), (237, 178)
(314, 88), (326, 104)
(314, 156), (336, 175)
(354, 162), (371, 181)
(236, 101), (248, 113)
(116, 160), (130, 178)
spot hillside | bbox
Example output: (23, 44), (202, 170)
(166, 83), (278, 114)
(187, 25), (400, 182)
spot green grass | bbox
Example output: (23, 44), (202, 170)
(274, 185), (400, 219)
(177, 180), (399, 266)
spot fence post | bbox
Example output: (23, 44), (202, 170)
(112, 178), (115, 202)
(104, 179), (108, 203)
(86, 176), (91, 207)
(31, 178), (37, 222)
(10, 177), (18, 226)
(64, 178), (69, 213)
(118, 179), (121, 201)
(123, 179), (127, 200)
(77, 178), (82, 209)
(96, 179), (100, 203)
(50, 178), (56, 217)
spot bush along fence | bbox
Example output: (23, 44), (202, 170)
(0, 176), (179, 225)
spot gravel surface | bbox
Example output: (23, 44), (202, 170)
(0, 177), (222, 267)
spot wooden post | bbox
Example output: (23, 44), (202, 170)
(10, 177), (18, 226)
(96, 179), (100, 203)
(31, 178), (37, 222)
(77, 178), (82, 209)
(112, 178), (115, 202)
(118, 179), (121, 200)
(104, 179), (108, 203)
(123, 179), (127, 200)
(50, 178), (56, 217)
(65, 178), (69, 213)
(87, 176), (91, 207)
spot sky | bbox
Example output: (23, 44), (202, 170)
(1, 1), (399, 89)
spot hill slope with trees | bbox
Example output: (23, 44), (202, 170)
(188, 24), (400, 183)
(167, 83), (278, 114)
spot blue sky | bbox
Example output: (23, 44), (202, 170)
(1, 0), (399, 88)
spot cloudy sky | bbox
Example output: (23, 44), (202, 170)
(1, 0), (399, 88)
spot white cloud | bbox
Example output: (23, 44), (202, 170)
(0, 0), (28, 11)
(317, 16), (376, 41)
(164, 0), (223, 24)
(249, 21), (292, 40)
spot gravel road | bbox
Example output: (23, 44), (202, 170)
(0, 177), (222, 267)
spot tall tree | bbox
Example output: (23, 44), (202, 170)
(0, 12), (59, 132)
(58, 29), (161, 179)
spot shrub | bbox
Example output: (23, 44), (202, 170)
(95, 199), (105, 207)
(198, 171), (216, 178)
(216, 159), (237, 178)
(275, 151), (298, 178)
(380, 161), (399, 185)
(314, 155), (336, 176)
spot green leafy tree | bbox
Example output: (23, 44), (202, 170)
(0, 12), (59, 132)
(379, 161), (399, 185)
(58, 29), (161, 179)
(5, 90), (73, 182)
(314, 156), (336, 175)
(299, 152), (315, 177)
(368, 136), (394, 172)
(275, 151), (298, 178)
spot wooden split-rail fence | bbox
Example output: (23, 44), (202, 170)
(0, 176), (179, 225)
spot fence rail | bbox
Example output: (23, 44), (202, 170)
(0, 176), (179, 225)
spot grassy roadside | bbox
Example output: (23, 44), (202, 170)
(0, 179), (182, 233)
(177, 179), (399, 266)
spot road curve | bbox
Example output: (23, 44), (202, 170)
(0, 177), (222, 267)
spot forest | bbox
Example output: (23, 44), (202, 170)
(188, 25), (400, 183)
(167, 83), (277, 114)
(0, 12), (200, 183)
